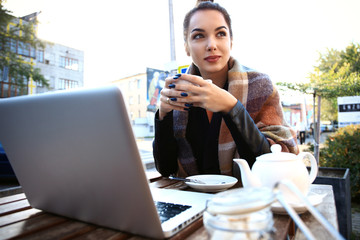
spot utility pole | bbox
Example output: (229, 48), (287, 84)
(168, 0), (176, 62)
(313, 91), (321, 164)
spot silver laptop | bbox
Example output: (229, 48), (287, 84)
(0, 86), (212, 239)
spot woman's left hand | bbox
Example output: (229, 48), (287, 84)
(171, 74), (237, 113)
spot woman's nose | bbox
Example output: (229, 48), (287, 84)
(206, 37), (217, 51)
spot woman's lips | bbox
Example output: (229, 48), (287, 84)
(204, 55), (221, 62)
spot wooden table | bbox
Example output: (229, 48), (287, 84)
(0, 176), (338, 240)
(295, 184), (339, 240)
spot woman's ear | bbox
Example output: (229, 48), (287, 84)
(184, 43), (190, 56)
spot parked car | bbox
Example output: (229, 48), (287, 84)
(309, 122), (335, 135)
(321, 123), (333, 132)
(0, 143), (16, 180)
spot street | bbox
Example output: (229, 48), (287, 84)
(297, 131), (332, 152)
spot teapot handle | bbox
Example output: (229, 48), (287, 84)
(297, 152), (318, 184)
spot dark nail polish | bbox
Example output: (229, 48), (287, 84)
(173, 76), (179, 80)
(170, 98), (177, 101)
(169, 84), (176, 88)
(175, 73), (182, 77)
(181, 92), (188, 97)
(184, 107), (190, 111)
(185, 103), (193, 107)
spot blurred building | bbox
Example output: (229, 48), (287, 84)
(0, 12), (84, 98)
(112, 73), (155, 137)
(35, 43), (84, 93)
(112, 67), (177, 138)
(280, 91), (314, 132)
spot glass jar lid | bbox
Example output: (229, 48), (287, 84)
(206, 187), (276, 215)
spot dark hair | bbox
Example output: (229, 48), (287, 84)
(183, 0), (233, 41)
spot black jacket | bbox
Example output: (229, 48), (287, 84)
(153, 101), (271, 177)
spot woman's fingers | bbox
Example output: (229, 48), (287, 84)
(160, 90), (191, 110)
(161, 85), (194, 105)
(160, 73), (227, 113)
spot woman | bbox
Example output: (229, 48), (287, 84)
(153, 0), (298, 178)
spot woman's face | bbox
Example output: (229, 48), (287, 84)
(185, 10), (232, 76)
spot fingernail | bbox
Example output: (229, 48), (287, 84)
(185, 103), (193, 107)
(170, 98), (177, 101)
(181, 92), (188, 97)
(175, 73), (182, 77)
(173, 76), (179, 80)
(169, 84), (176, 88)
(184, 107), (190, 111)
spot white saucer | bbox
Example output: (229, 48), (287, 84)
(185, 174), (238, 193)
(271, 190), (327, 214)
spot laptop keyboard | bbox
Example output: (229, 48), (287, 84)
(155, 201), (192, 223)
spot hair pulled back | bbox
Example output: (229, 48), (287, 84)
(183, 0), (233, 41)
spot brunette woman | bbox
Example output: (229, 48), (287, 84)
(153, 0), (298, 178)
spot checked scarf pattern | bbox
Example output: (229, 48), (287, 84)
(173, 57), (298, 177)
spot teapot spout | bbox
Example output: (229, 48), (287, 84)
(233, 159), (262, 188)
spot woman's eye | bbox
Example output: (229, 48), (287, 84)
(193, 33), (204, 39)
(217, 31), (227, 37)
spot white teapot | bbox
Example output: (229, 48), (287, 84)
(234, 144), (318, 203)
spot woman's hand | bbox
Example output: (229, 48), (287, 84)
(168, 74), (237, 113)
(159, 74), (238, 120)
(159, 74), (191, 120)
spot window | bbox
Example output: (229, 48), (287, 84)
(1, 67), (9, 82)
(37, 50), (44, 63)
(138, 94), (141, 104)
(36, 80), (43, 87)
(137, 79), (141, 89)
(10, 39), (17, 53)
(17, 41), (25, 56)
(30, 47), (36, 58)
(58, 78), (79, 90)
(128, 80), (134, 90)
(17, 41), (35, 58)
(60, 56), (79, 71)
(0, 72), (27, 98)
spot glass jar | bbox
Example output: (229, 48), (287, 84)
(203, 187), (276, 240)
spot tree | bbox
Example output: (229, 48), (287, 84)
(277, 42), (360, 162)
(0, 2), (49, 96)
(279, 43), (360, 98)
(321, 98), (338, 123)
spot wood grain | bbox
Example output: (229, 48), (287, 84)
(295, 184), (340, 240)
(0, 182), (338, 240)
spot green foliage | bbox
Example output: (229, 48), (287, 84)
(308, 62), (360, 98)
(277, 42), (360, 98)
(340, 43), (360, 73)
(317, 43), (360, 74)
(317, 47), (342, 73)
(319, 125), (360, 201)
(277, 42), (360, 126)
(321, 98), (338, 122)
(0, 3), (49, 90)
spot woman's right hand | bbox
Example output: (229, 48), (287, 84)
(159, 74), (191, 120)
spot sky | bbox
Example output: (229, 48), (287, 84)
(3, 0), (360, 89)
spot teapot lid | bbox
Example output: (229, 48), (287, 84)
(206, 187), (275, 215)
(256, 144), (297, 161)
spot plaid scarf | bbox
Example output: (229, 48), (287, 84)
(173, 57), (298, 177)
